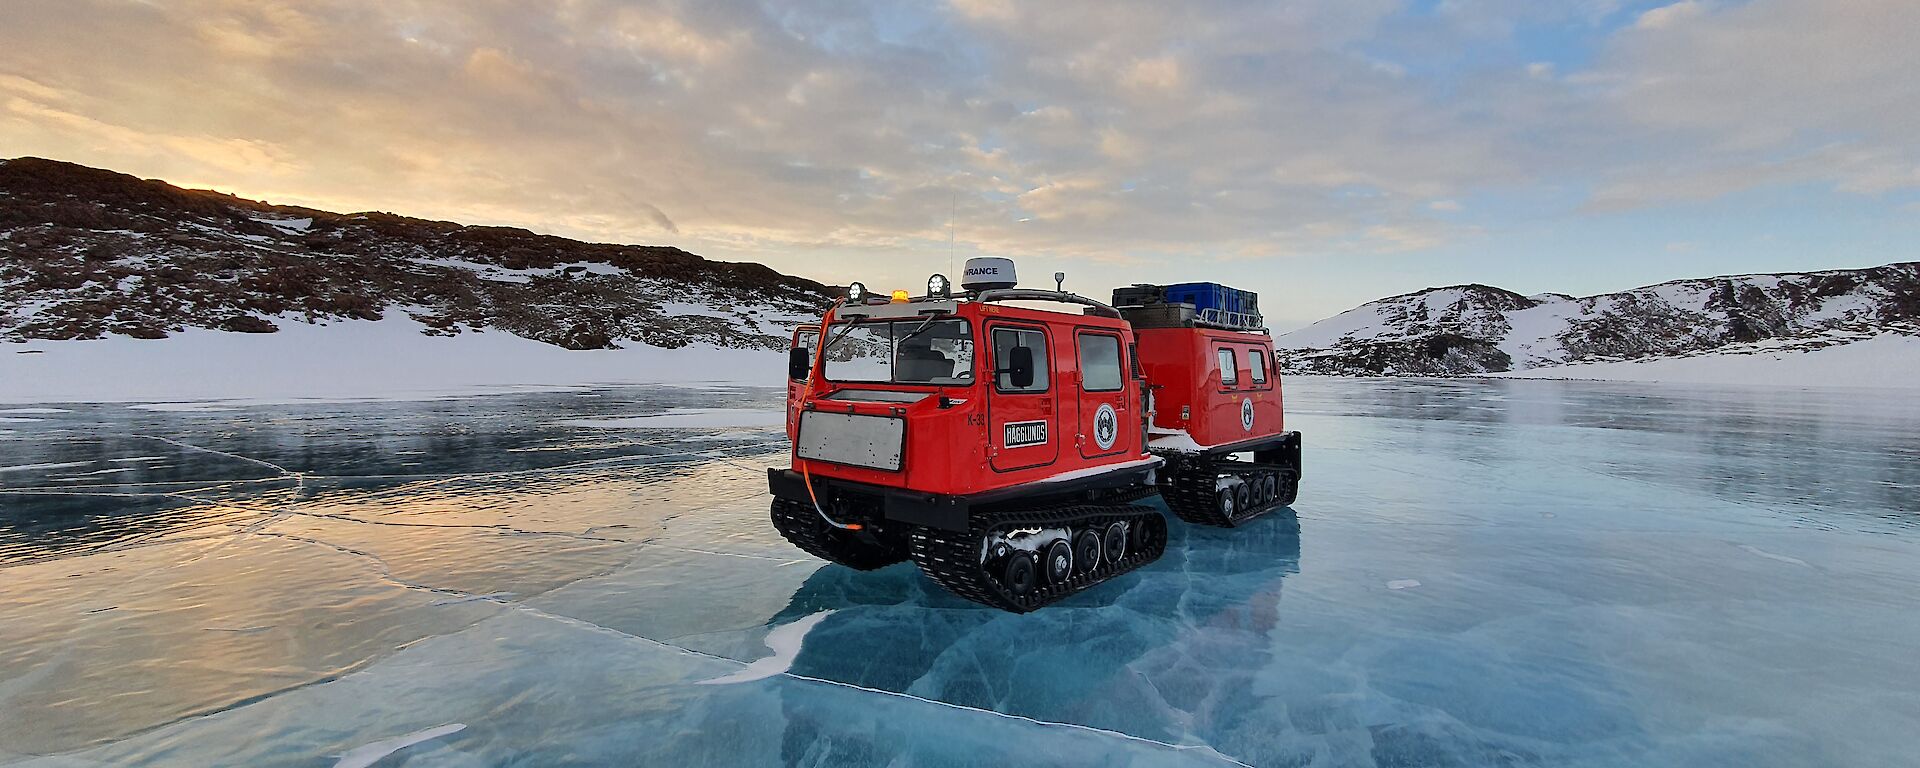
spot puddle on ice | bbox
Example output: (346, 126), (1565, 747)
(698, 610), (836, 685)
(331, 723), (465, 768)
(1, 379), (1918, 766)
(0, 461), (90, 474)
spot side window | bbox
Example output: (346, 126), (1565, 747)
(1249, 348), (1269, 385)
(1077, 333), (1123, 392)
(993, 327), (1050, 393)
(1217, 347), (1238, 386)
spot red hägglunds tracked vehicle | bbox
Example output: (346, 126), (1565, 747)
(769, 259), (1302, 612)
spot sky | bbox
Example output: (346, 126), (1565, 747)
(3, 0), (1917, 331)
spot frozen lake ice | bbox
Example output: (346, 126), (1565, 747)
(2, 378), (1918, 766)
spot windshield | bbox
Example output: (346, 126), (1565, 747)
(823, 318), (974, 385)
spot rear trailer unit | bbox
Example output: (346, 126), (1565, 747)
(767, 264), (1300, 612)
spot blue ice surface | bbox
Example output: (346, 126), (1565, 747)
(1, 377), (1918, 767)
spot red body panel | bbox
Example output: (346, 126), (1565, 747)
(787, 302), (1151, 497)
(1133, 326), (1285, 449)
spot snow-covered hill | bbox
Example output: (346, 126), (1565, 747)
(1276, 264), (1920, 384)
(0, 157), (840, 403)
(0, 158), (831, 353)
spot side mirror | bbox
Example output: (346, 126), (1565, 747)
(1004, 345), (1035, 389)
(788, 347), (811, 380)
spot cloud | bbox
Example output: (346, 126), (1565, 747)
(0, 74), (65, 102)
(1634, 1), (1706, 30)
(0, 0), (1911, 325)
(1593, 0), (1920, 204)
(1120, 55), (1185, 92)
(1360, 224), (1448, 253)
(1, 0), (1510, 267)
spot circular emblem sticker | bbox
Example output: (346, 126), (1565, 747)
(1241, 398), (1255, 432)
(1093, 403), (1119, 450)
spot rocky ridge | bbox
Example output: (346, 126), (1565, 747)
(1277, 264), (1920, 375)
(0, 157), (833, 351)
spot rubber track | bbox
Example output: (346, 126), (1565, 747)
(770, 497), (907, 570)
(909, 503), (1169, 613)
(1159, 457), (1299, 528)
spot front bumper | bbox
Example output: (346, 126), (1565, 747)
(767, 461), (1161, 533)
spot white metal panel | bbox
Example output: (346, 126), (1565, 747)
(797, 411), (906, 471)
(825, 389), (932, 404)
(837, 300), (958, 320)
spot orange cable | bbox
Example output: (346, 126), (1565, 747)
(798, 299), (859, 530)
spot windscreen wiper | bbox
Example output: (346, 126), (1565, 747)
(823, 320), (863, 351)
(895, 314), (944, 346)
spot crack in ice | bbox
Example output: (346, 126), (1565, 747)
(135, 434), (299, 477)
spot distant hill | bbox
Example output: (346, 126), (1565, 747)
(1277, 264), (1920, 377)
(0, 157), (831, 351)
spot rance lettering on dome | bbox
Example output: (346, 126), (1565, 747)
(961, 257), (1018, 290)
(1004, 420), (1049, 448)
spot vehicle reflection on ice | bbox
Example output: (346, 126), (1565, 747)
(760, 511), (1304, 764)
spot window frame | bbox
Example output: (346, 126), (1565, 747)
(1216, 347), (1239, 387)
(1075, 331), (1125, 393)
(991, 324), (1052, 394)
(1248, 348), (1269, 385)
(789, 328), (820, 382)
(819, 318), (975, 386)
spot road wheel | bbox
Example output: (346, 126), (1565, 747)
(1072, 530), (1102, 575)
(1103, 522), (1129, 563)
(1002, 552), (1037, 596)
(1043, 540), (1073, 584)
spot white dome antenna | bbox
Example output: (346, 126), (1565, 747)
(961, 257), (1017, 292)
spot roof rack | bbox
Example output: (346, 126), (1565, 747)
(976, 288), (1122, 318)
(1110, 282), (1266, 332)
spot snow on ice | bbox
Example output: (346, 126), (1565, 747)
(0, 312), (784, 405)
(1495, 331), (1920, 389)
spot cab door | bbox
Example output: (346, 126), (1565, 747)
(986, 323), (1059, 471)
(1074, 329), (1131, 459)
(786, 327), (819, 441)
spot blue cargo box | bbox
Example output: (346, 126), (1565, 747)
(1163, 282), (1259, 316)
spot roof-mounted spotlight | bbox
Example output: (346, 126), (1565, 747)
(927, 273), (951, 298)
(846, 281), (868, 303)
